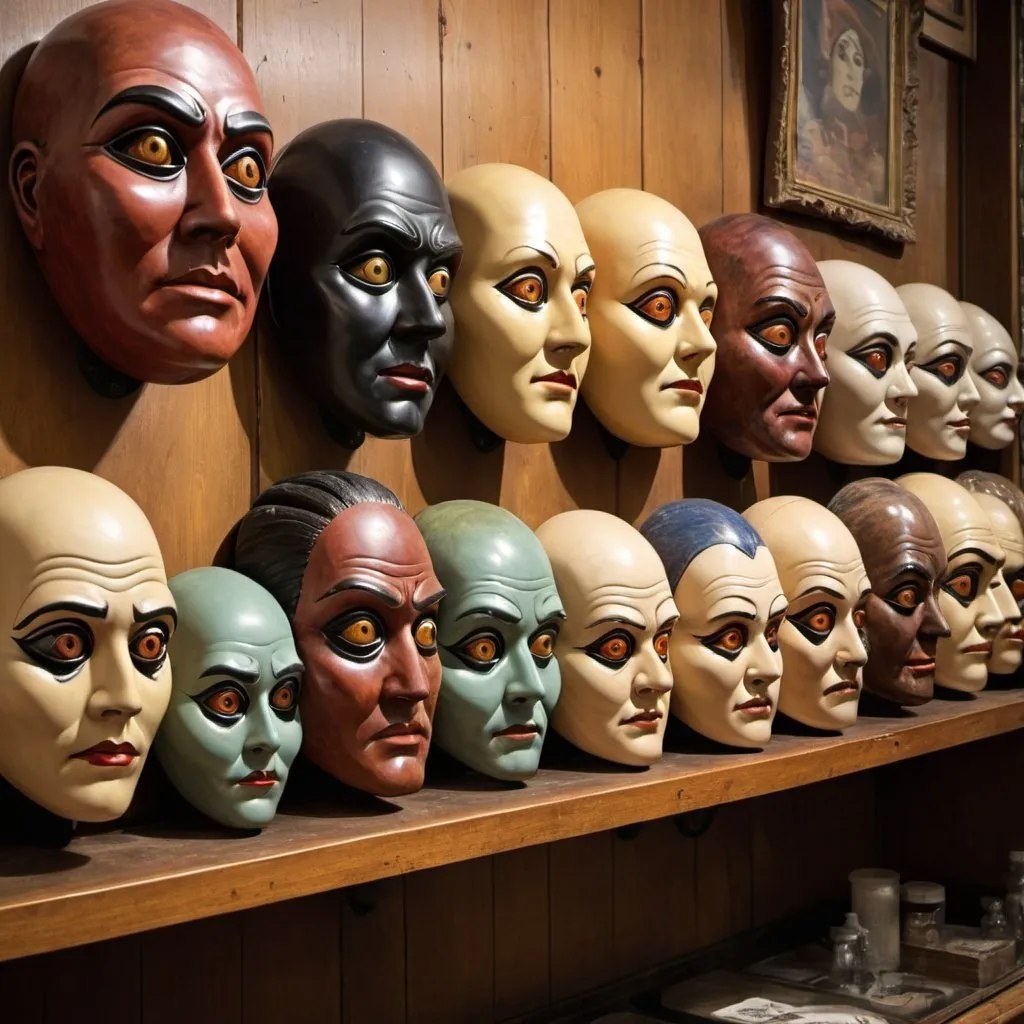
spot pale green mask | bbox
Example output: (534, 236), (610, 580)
(415, 501), (563, 781)
(156, 567), (304, 829)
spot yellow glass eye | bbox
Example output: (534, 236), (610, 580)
(718, 627), (744, 652)
(572, 285), (589, 317)
(894, 585), (918, 608)
(502, 272), (545, 307)
(205, 688), (242, 716)
(132, 630), (167, 662)
(806, 609), (834, 633)
(53, 632), (86, 660)
(654, 631), (670, 660)
(341, 618), (379, 646)
(530, 632), (555, 659)
(271, 682), (297, 711)
(853, 609), (866, 629)
(598, 636), (629, 662)
(428, 268), (450, 298)
(700, 306), (713, 328)
(1012, 579), (1024, 602)
(639, 292), (675, 324)
(415, 619), (437, 650)
(465, 636), (498, 662)
(985, 367), (1009, 388)
(760, 323), (794, 349)
(127, 132), (172, 166)
(224, 153), (263, 190)
(349, 256), (393, 286)
(948, 574), (973, 598)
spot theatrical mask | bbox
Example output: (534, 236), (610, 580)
(156, 568), (303, 829)
(9, 0), (277, 391)
(0, 467), (175, 821)
(699, 214), (833, 462)
(640, 500), (787, 749)
(957, 471), (1024, 676)
(896, 284), (979, 460)
(230, 471), (444, 797)
(898, 473), (1010, 693)
(446, 164), (594, 444)
(267, 120), (462, 448)
(415, 501), (563, 780)
(536, 510), (677, 766)
(961, 302), (1024, 451)
(574, 189), (716, 447)
(744, 497), (868, 731)
(814, 260), (918, 466)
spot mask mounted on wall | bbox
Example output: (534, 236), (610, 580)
(574, 189), (716, 449)
(8, 0), (278, 396)
(898, 473), (1009, 694)
(698, 214), (833, 463)
(535, 509), (677, 766)
(961, 302), (1024, 451)
(0, 466), (175, 823)
(229, 471), (444, 797)
(814, 260), (918, 466)
(415, 500), (564, 781)
(156, 567), (303, 829)
(896, 284), (979, 460)
(266, 119), (462, 449)
(957, 470), (1024, 676)
(640, 499), (787, 750)
(446, 163), (594, 447)
(744, 496), (869, 731)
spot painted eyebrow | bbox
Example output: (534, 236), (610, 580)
(950, 546), (999, 564)
(584, 614), (645, 631)
(199, 663), (260, 685)
(413, 588), (447, 611)
(456, 604), (522, 624)
(13, 599), (109, 631)
(273, 661), (304, 680)
(793, 585), (845, 600)
(224, 110), (272, 137)
(852, 331), (900, 349)
(708, 608), (757, 622)
(504, 243), (559, 269)
(890, 563), (931, 580)
(134, 604), (178, 628)
(93, 85), (206, 127)
(754, 294), (809, 318)
(316, 580), (402, 607)
(574, 261), (596, 279)
(630, 261), (689, 284)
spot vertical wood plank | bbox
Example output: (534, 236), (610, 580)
(141, 916), (241, 1024)
(0, 954), (47, 1024)
(405, 859), (494, 1024)
(694, 801), (753, 948)
(549, 831), (615, 1000)
(241, 892), (342, 1024)
(43, 937), (141, 1024)
(341, 879), (406, 1024)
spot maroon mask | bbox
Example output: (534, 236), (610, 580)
(9, 0), (278, 390)
(699, 214), (833, 461)
(829, 479), (951, 706)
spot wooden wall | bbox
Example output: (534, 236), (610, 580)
(0, 0), (975, 1022)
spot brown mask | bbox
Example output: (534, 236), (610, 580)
(699, 214), (834, 461)
(828, 478), (950, 706)
(9, 0), (278, 390)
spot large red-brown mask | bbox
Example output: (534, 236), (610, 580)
(9, 0), (278, 387)
(291, 503), (445, 797)
(699, 214), (833, 462)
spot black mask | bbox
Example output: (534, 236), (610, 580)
(266, 119), (462, 448)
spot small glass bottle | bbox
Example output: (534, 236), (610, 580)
(982, 898), (1014, 940)
(1006, 851), (1024, 940)
(901, 881), (945, 947)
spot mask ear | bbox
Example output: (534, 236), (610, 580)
(9, 141), (43, 249)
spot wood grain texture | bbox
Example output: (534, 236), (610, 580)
(42, 937), (140, 1024)
(341, 878), (406, 1024)
(694, 801), (752, 947)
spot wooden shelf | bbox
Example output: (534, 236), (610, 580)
(2, 689), (1024, 964)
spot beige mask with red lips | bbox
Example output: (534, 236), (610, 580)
(898, 473), (1008, 693)
(537, 510), (677, 766)
(744, 497), (869, 731)
(962, 302), (1024, 451)
(972, 492), (1024, 674)
(898, 284), (979, 460)
(0, 467), (175, 822)
(575, 189), (717, 448)
(446, 163), (594, 444)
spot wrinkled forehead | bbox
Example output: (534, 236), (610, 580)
(470, 191), (589, 269)
(444, 574), (563, 625)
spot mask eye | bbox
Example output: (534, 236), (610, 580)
(572, 280), (591, 318)
(269, 678), (300, 720)
(222, 148), (267, 202)
(814, 332), (829, 360)
(1012, 576), (1024, 606)
(497, 268), (547, 311)
(852, 342), (893, 378)
(104, 126), (186, 180)
(581, 629), (634, 669)
(450, 629), (504, 672)
(919, 353), (964, 385)
(698, 622), (748, 661)
(942, 567), (981, 606)
(750, 318), (796, 354)
(983, 364), (1012, 389)
(529, 624), (559, 665)
(345, 254), (394, 289)
(130, 623), (171, 676)
(853, 607), (867, 629)
(885, 582), (922, 614)
(630, 288), (677, 327)
(414, 617), (438, 654)
(193, 682), (249, 725)
(14, 620), (94, 680)
(765, 614), (785, 651)
(322, 612), (385, 662)
(789, 603), (836, 646)
(699, 300), (714, 329)
(428, 267), (451, 299)
(654, 628), (672, 662)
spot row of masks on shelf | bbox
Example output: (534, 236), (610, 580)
(10, 1), (1021, 459)
(0, 464), (1020, 835)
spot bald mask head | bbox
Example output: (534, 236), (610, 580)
(536, 510), (677, 765)
(446, 163), (594, 443)
(0, 466), (174, 821)
(960, 302), (1024, 451)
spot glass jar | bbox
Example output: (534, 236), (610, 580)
(850, 868), (901, 972)
(901, 881), (945, 948)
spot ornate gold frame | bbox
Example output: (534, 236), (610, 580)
(765, 0), (923, 244)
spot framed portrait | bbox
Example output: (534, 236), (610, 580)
(922, 0), (975, 60)
(764, 0), (923, 244)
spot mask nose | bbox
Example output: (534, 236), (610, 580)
(87, 643), (145, 722)
(977, 585), (1007, 638)
(380, 636), (432, 713)
(544, 288), (590, 368)
(958, 370), (981, 412)
(178, 149), (242, 247)
(503, 645), (547, 706)
(393, 272), (448, 342)
(790, 343), (830, 402)
(676, 304), (717, 364)
(887, 359), (918, 402)
(631, 644), (673, 699)
(245, 701), (283, 757)
(745, 634), (782, 688)
(835, 615), (869, 671)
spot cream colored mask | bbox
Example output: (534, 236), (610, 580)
(744, 497), (869, 731)
(446, 163), (594, 444)
(574, 189), (716, 447)
(962, 302), (1024, 451)
(897, 284), (979, 460)
(0, 466), (175, 821)
(814, 261), (918, 465)
(536, 510), (677, 766)
(898, 473), (1009, 692)
(640, 499), (787, 750)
